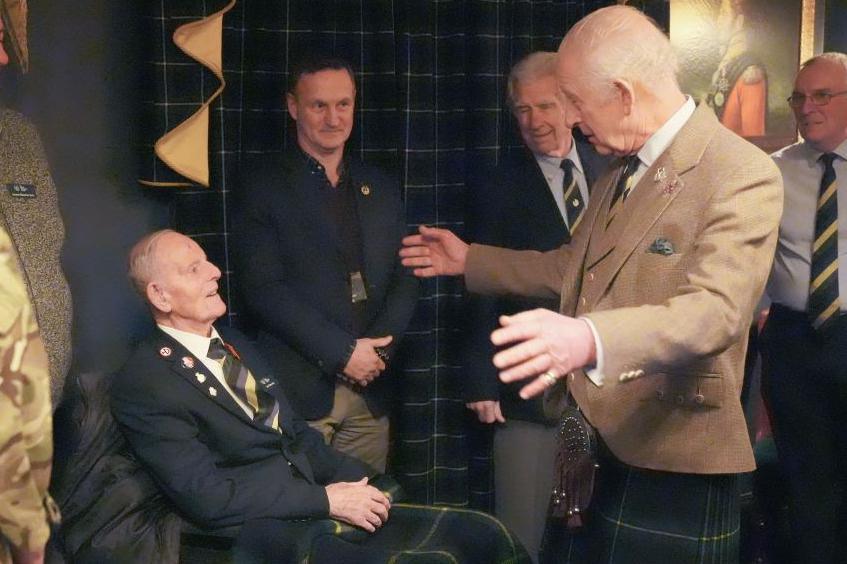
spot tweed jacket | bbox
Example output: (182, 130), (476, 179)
(0, 109), (71, 404)
(465, 104), (782, 474)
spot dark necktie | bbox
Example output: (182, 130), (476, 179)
(561, 159), (585, 237)
(809, 153), (840, 331)
(207, 338), (281, 430)
(606, 155), (640, 229)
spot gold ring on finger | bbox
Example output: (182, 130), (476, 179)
(541, 371), (559, 387)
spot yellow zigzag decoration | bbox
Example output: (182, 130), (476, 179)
(141, 0), (236, 187)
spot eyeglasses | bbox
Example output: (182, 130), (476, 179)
(787, 91), (847, 108)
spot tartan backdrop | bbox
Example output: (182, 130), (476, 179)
(139, 0), (667, 509)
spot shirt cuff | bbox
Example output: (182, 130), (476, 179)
(580, 317), (605, 387)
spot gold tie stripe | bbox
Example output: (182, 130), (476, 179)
(809, 153), (840, 331)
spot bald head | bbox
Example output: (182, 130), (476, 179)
(555, 5), (686, 156)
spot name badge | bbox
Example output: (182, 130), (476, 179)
(350, 271), (368, 303)
(7, 183), (36, 198)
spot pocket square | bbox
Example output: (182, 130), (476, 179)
(647, 238), (674, 256)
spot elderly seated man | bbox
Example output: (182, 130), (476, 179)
(110, 229), (527, 563)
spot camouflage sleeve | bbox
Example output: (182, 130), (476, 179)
(0, 227), (55, 556)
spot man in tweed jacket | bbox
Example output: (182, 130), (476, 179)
(401, 6), (782, 563)
(0, 12), (72, 405)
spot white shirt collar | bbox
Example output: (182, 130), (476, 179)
(799, 138), (847, 166)
(536, 141), (584, 174)
(636, 96), (696, 169)
(158, 324), (222, 362)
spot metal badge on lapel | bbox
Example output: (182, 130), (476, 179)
(159, 346), (172, 358)
(181, 356), (195, 369)
(360, 184), (371, 196)
(6, 183), (36, 198)
(654, 167), (682, 196)
(647, 237), (675, 256)
(209, 386), (218, 397)
(195, 372), (206, 383)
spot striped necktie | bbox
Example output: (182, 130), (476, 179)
(561, 159), (585, 237)
(606, 155), (640, 229)
(809, 153), (840, 331)
(208, 338), (281, 430)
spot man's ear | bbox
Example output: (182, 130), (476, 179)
(613, 79), (635, 116)
(286, 92), (298, 121)
(147, 282), (171, 314)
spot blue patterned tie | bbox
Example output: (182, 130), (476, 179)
(208, 338), (281, 430)
(561, 159), (585, 237)
(809, 153), (840, 331)
(606, 155), (639, 229)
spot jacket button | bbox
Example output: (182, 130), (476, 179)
(580, 297), (587, 306)
(588, 272), (595, 281)
(656, 390), (665, 400)
(676, 394), (685, 405)
(694, 394), (705, 404)
(317, 360), (324, 368)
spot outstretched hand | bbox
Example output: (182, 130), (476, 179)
(399, 225), (469, 277)
(491, 309), (597, 399)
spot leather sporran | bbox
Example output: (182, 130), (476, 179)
(549, 404), (599, 529)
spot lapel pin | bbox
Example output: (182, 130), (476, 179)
(159, 346), (172, 358)
(659, 177), (681, 196)
(195, 372), (206, 383)
(572, 198), (580, 207)
(209, 386), (218, 397)
(181, 356), (195, 369)
(653, 167), (667, 183)
(360, 184), (371, 196)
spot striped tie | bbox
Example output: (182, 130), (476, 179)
(809, 153), (840, 331)
(606, 155), (639, 229)
(208, 338), (281, 430)
(561, 159), (585, 237)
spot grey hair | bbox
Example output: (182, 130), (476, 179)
(127, 229), (176, 297)
(507, 51), (558, 107)
(561, 5), (679, 100)
(801, 52), (847, 74)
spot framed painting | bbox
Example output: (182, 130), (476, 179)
(670, 0), (820, 153)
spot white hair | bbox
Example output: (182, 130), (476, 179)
(127, 229), (176, 297)
(507, 51), (557, 106)
(561, 5), (679, 99)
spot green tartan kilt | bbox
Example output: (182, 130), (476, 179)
(540, 460), (741, 564)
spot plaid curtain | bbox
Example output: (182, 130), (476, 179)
(139, 0), (650, 510)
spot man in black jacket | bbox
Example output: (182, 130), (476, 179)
(112, 229), (387, 531)
(110, 229), (528, 564)
(233, 57), (418, 472)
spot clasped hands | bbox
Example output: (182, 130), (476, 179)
(400, 226), (596, 400)
(342, 336), (393, 387)
(326, 477), (391, 532)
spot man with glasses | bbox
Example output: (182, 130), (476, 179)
(762, 52), (847, 564)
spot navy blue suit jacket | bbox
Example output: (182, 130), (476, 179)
(463, 137), (610, 421)
(111, 327), (371, 529)
(233, 152), (419, 419)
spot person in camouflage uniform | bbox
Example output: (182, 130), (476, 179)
(0, 223), (58, 564)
